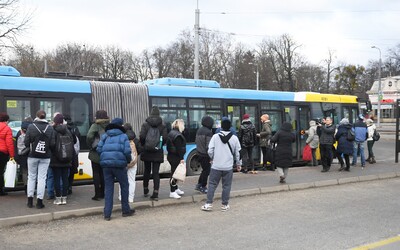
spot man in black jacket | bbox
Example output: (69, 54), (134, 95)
(194, 116), (214, 194)
(318, 117), (336, 172)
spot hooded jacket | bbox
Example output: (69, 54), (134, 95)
(97, 123), (131, 168)
(259, 120), (272, 147)
(24, 118), (55, 159)
(139, 115), (168, 163)
(335, 123), (354, 155)
(270, 122), (295, 168)
(306, 120), (319, 149)
(0, 122), (14, 157)
(50, 124), (75, 168)
(87, 118), (110, 164)
(195, 116), (214, 157)
(208, 131), (241, 171)
(238, 119), (257, 147)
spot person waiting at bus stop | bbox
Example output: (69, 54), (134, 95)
(97, 118), (134, 221)
(238, 114), (257, 174)
(257, 114), (274, 171)
(0, 112), (15, 196)
(318, 117), (336, 173)
(351, 114), (367, 168)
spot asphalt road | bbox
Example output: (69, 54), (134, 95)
(1, 177), (400, 250)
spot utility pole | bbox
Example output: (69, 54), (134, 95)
(194, 0), (200, 79)
(371, 46), (382, 127)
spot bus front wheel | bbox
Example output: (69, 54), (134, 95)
(186, 150), (202, 176)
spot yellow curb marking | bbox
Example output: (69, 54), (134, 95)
(351, 235), (400, 250)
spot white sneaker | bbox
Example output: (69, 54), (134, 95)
(175, 188), (184, 195)
(201, 203), (213, 211)
(53, 197), (62, 205)
(221, 204), (230, 212)
(169, 191), (181, 199)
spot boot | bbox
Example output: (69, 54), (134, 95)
(27, 197), (33, 208)
(339, 164), (345, 171)
(150, 190), (159, 201)
(143, 187), (149, 197)
(371, 157), (376, 164)
(53, 197), (62, 205)
(61, 196), (67, 205)
(0, 189), (8, 196)
(36, 198), (45, 209)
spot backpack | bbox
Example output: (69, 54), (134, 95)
(347, 129), (355, 141)
(144, 126), (161, 152)
(372, 129), (380, 141)
(241, 126), (255, 147)
(127, 140), (138, 168)
(91, 127), (105, 150)
(31, 124), (50, 158)
(55, 132), (74, 162)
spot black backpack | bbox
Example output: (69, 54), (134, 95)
(372, 129), (380, 141)
(55, 132), (74, 162)
(241, 126), (255, 147)
(31, 124), (50, 158)
(144, 126), (161, 152)
(347, 129), (355, 141)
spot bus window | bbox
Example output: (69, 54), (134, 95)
(38, 100), (62, 121)
(205, 99), (221, 109)
(189, 99), (205, 108)
(169, 98), (186, 108)
(261, 111), (282, 133)
(5, 98), (31, 137)
(70, 97), (90, 137)
(152, 97), (168, 108)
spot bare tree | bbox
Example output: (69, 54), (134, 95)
(322, 49), (336, 92)
(8, 44), (42, 76)
(101, 45), (134, 80)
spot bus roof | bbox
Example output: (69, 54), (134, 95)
(0, 76), (91, 93)
(143, 77), (220, 88)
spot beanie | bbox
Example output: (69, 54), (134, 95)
(111, 118), (123, 126)
(53, 114), (64, 125)
(242, 114), (250, 120)
(221, 117), (231, 131)
(95, 110), (108, 119)
(150, 106), (160, 116)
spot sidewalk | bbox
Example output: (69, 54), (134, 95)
(1, 159), (399, 227)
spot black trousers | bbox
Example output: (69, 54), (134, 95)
(336, 152), (350, 168)
(143, 161), (160, 191)
(197, 155), (211, 188)
(367, 140), (375, 158)
(0, 152), (9, 191)
(168, 154), (181, 192)
(261, 147), (267, 166)
(320, 144), (333, 169)
(91, 161), (104, 198)
(242, 146), (254, 170)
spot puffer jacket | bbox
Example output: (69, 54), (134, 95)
(50, 124), (75, 168)
(367, 124), (376, 141)
(270, 122), (295, 168)
(335, 124), (354, 155)
(259, 121), (272, 147)
(306, 120), (319, 149)
(87, 118), (110, 164)
(167, 129), (187, 160)
(97, 123), (131, 168)
(24, 119), (55, 159)
(139, 115), (168, 163)
(0, 122), (14, 157)
(319, 123), (336, 145)
(195, 116), (214, 157)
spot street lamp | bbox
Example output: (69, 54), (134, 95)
(371, 46), (382, 127)
(248, 62), (259, 90)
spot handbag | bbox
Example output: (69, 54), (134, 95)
(4, 160), (17, 188)
(172, 162), (186, 182)
(302, 144), (312, 161)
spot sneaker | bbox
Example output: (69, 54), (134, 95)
(104, 217), (111, 221)
(201, 203), (213, 211)
(199, 186), (208, 194)
(122, 209), (135, 217)
(221, 204), (230, 212)
(195, 184), (201, 191)
(53, 197), (62, 205)
(175, 188), (184, 195)
(169, 191), (181, 199)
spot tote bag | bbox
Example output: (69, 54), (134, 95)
(172, 162), (186, 182)
(4, 160), (17, 188)
(302, 144), (312, 161)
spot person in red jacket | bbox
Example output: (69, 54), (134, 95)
(0, 112), (15, 196)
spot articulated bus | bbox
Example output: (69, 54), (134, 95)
(0, 66), (359, 185)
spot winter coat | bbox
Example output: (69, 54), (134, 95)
(139, 115), (168, 163)
(167, 129), (187, 160)
(319, 124), (336, 145)
(126, 129), (142, 154)
(335, 124), (354, 155)
(259, 121), (272, 147)
(50, 124), (76, 168)
(367, 124), (376, 141)
(0, 122), (15, 157)
(208, 131), (241, 171)
(87, 118), (110, 164)
(24, 119), (55, 159)
(195, 116), (214, 158)
(305, 121), (319, 149)
(238, 119), (257, 147)
(353, 120), (367, 142)
(270, 122), (295, 168)
(97, 123), (131, 168)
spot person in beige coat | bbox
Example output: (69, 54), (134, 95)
(306, 120), (319, 166)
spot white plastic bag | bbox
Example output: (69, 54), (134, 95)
(172, 163), (186, 182)
(4, 160), (17, 188)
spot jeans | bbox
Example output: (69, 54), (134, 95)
(206, 168), (233, 206)
(242, 146), (254, 170)
(47, 167), (67, 197)
(352, 141), (365, 166)
(91, 161), (105, 198)
(367, 140), (375, 158)
(197, 155), (211, 188)
(118, 165), (137, 203)
(103, 167), (131, 218)
(27, 157), (50, 199)
(52, 167), (69, 197)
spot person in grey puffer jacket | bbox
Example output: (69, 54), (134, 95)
(306, 120), (319, 166)
(194, 116), (214, 194)
(201, 118), (241, 212)
(318, 117), (336, 172)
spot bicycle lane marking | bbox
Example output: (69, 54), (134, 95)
(351, 235), (400, 250)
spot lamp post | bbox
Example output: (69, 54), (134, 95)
(371, 46), (382, 127)
(194, 0), (200, 79)
(249, 61), (259, 90)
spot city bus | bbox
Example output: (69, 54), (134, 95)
(0, 66), (359, 185)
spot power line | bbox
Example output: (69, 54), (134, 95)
(202, 10), (400, 15)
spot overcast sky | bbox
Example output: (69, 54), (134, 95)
(20, 0), (400, 66)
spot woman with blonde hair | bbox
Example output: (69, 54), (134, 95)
(166, 119), (187, 199)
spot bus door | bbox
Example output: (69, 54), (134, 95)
(283, 105), (310, 161)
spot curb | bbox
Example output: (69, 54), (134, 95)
(1, 172), (398, 228)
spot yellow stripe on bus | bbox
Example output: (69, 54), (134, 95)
(351, 235), (400, 250)
(305, 93), (358, 103)
(74, 173), (92, 180)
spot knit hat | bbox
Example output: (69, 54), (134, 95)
(111, 118), (123, 126)
(0, 112), (9, 122)
(221, 117), (231, 131)
(95, 110), (108, 119)
(53, 114), (64, 125)
(242, 114), (250, 120)
(150, 106), (160, 116)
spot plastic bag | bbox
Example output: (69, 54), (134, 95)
(172, 162), (186, 182)
(302, 144), (312, 161)
(4, 160), (17, 188)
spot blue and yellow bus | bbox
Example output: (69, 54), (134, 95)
(0, 66), (359, 183)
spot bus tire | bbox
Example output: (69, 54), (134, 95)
(186, 150), (202, 176)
